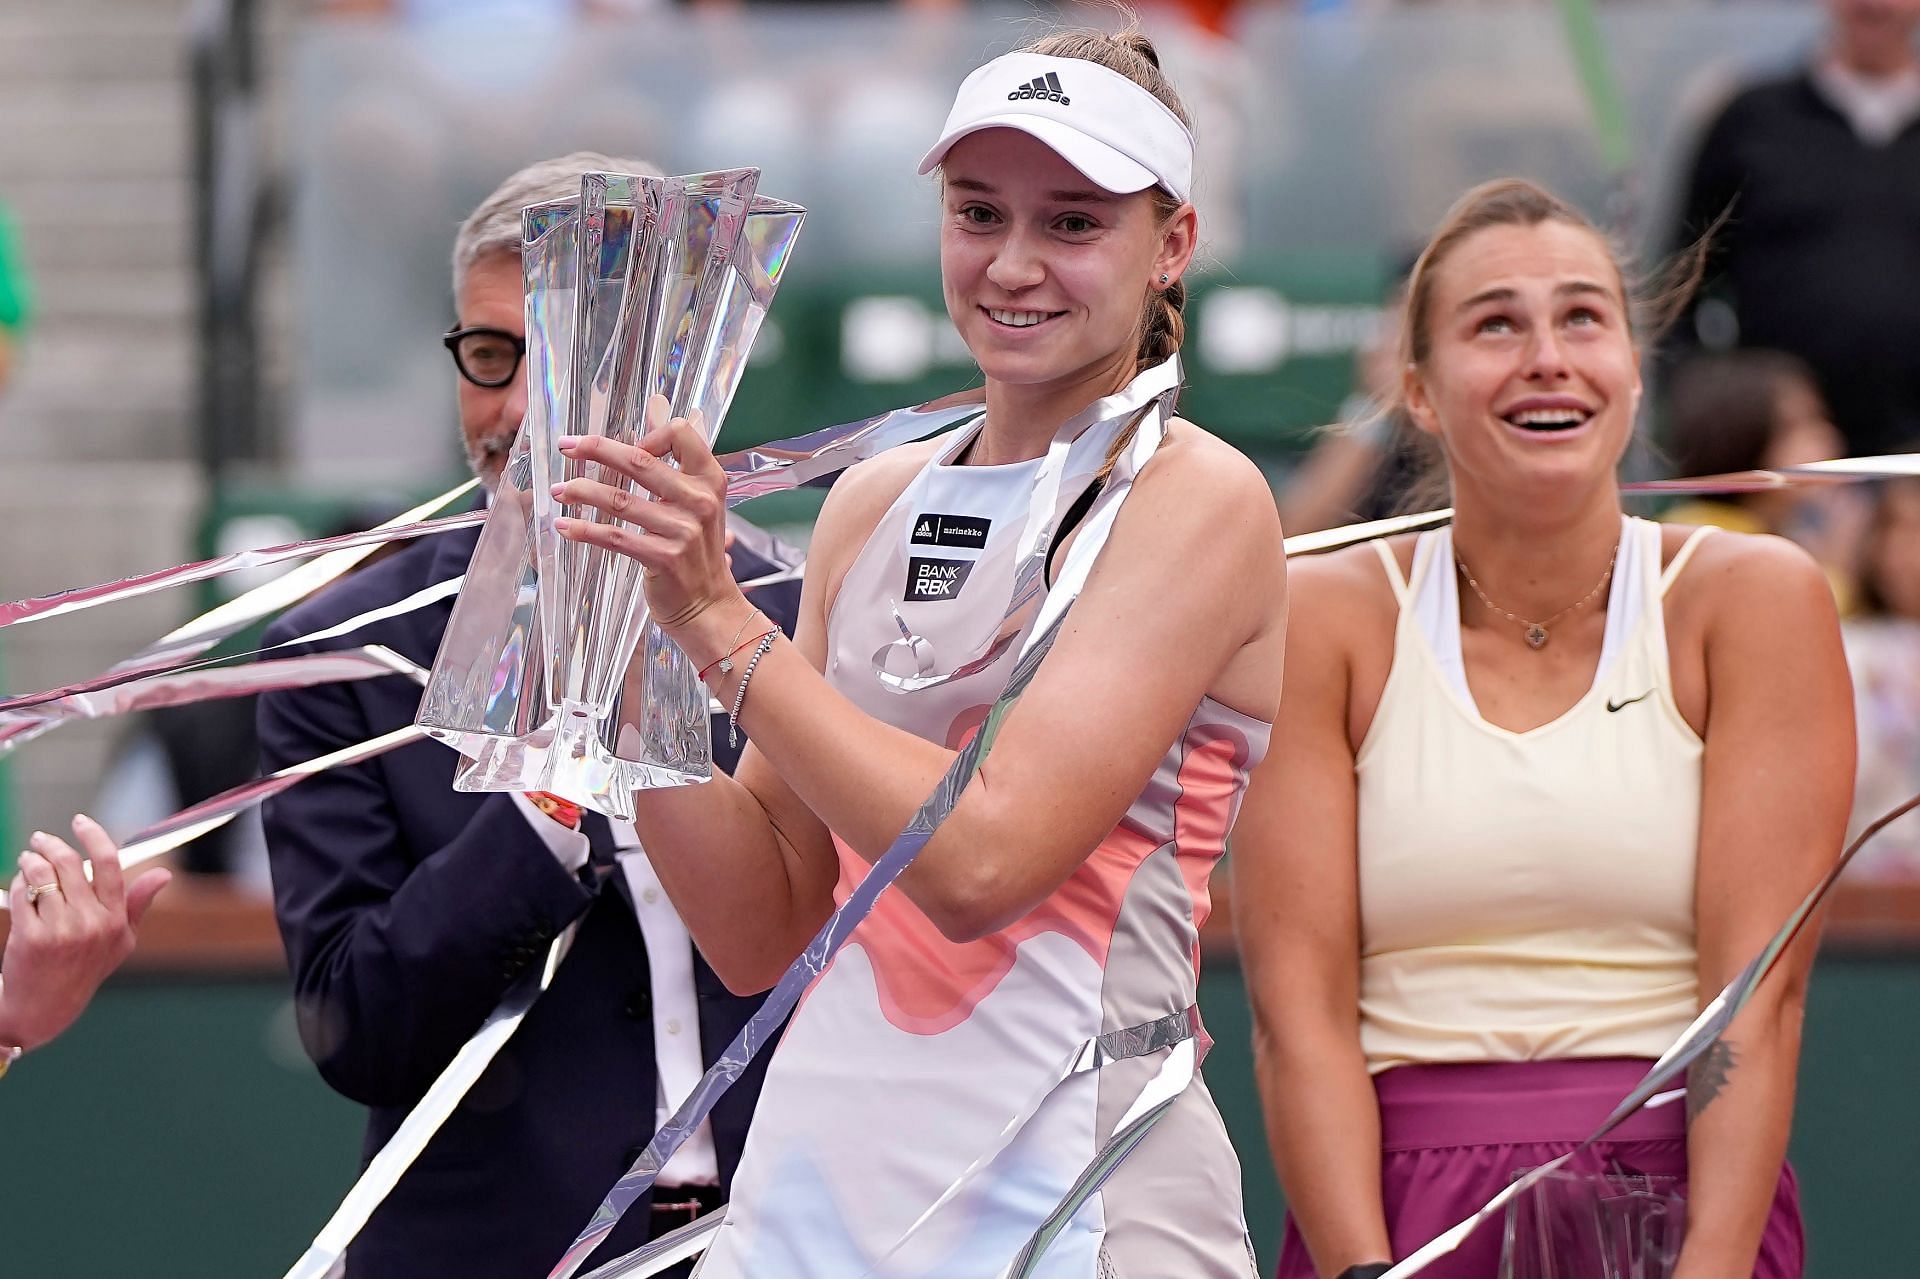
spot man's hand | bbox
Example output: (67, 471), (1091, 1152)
(0, 815), (170, 1051)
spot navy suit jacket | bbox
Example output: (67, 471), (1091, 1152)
(258, 517), (800, 1279)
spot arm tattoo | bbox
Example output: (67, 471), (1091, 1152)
(1687, 1039), (1738, 1122)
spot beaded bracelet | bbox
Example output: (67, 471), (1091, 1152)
(726, 629), (779, 748)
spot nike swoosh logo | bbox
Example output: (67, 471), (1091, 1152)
(1607, 690), (1655, 713)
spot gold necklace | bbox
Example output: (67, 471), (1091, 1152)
(1454, 539), (1619, 650)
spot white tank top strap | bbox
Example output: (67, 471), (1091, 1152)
(1408, 517), (1652, 717)
(1659, 523), (1720, 597)
(1368, 536), (1409, 605)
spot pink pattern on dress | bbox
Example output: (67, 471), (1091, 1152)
(830, 820), (1163, 1036)
(1169, 733), (1244, 1058)
(1170, 734), (1243, 967)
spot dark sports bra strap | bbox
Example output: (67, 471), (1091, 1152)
(1045, 481), (1104, 589)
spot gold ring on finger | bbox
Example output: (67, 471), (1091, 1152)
(25, 880), (62, 906)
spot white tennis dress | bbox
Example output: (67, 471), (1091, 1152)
(697, 367), (1267, 1279)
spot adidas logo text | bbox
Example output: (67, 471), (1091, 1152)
(1008, 72), (1070, 106)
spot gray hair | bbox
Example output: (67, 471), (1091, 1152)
(451, 150), (664, 295)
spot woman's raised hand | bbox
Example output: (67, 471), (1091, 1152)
(552, 393), (747, 649)
(1, 815), (170, 1052)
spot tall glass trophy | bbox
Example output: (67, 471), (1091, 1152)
(416, 169), (805, 818)
(1501, 1169), (1687, 1279)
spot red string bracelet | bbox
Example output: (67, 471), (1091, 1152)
(700, 626), (780, 684)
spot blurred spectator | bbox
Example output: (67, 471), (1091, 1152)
(1662, 349), (1865, 611)
(1280, 269), (1437, 532)
(0, 198), (32, 397)
(1842, 478), (1920, 880)
(1667, 0), (1920, 457)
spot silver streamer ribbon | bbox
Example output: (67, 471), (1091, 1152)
(1380, 786), (1920, 1278)
(0, 647), (428, 911)
(0, 510), (794, 748)
(582, 1010), (1205, 1279)
(0, 481), (477, 757)
(717, 390), (986, 506)
(0, 645), (426, 760)
(4, 452), (1913, 652)
(0, 520), (804, 892)
(281, 922), (582, 1279)
(853, 1006), (1199, 1279)
(0, 717), (432, 910)
(1003, 1036), (1200, 1279)
(0, 487), (481, 638)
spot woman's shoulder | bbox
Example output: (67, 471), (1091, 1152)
(1151, 416), (1269, 491)
(804, 433), (950, 610)
(1662, 523), (1829, 602)
(1290, 536), (1408, 641)
(1661, 523), (1836, 641)
(812, 435), (946, 544)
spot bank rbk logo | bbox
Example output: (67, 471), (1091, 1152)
(905, 556), (974, 602)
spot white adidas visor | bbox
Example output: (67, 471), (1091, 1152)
(917, 51), (1195, 205)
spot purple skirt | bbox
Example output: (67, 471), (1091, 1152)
(1274, 1058), (1803, 1279)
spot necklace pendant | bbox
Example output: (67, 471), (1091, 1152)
(1525, 624), (1549, 650)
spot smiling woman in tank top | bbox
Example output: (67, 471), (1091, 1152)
(1236, 180), (1853, 1279)
(546, 25), (1287, 1279)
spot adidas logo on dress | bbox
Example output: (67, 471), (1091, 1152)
(1007, 72), (1070, 105)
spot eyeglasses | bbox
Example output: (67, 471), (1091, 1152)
(443, 325), (527, 388)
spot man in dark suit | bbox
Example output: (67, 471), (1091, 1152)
(1666, 0), (1920, 457)
(259, 153), (799, 1279)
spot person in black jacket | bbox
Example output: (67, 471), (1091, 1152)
(1667, 0), (1920, 457)
(257, 152), (801, 1279)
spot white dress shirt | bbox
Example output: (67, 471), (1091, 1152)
(510, 794), (720, 1187)
(1814, 55), (1920, 147)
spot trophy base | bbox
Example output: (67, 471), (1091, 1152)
(425, 707), (711, 822)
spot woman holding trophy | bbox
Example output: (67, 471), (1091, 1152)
(1234, 179), (1852, 1279)
(552, 25), (1286, 1279)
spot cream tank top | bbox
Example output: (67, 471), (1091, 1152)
(1354, 516), (1715, 1074)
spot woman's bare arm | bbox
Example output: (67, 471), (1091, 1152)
(617, 444), (927, 993)
(1236, 551), (1394, 1276)
(1673, 535), (1853, 1279)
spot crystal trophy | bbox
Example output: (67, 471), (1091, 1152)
(416, 170), (805, 818)
(1502, 1169), (1688, 1279)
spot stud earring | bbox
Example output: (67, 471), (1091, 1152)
(1159, 273), (1170, 285)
